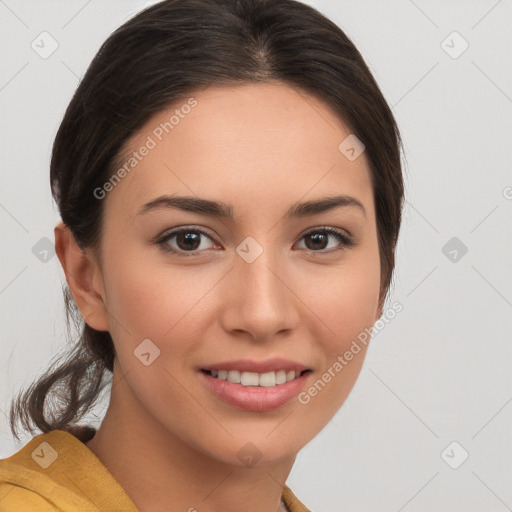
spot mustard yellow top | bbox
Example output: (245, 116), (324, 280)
(0, 429), (311, 511)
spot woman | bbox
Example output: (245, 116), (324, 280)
(0, 0), (404, 510)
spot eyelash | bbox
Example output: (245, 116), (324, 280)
(153, 226), (356, 257)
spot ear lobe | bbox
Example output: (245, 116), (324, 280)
(54, 222), (110, 332)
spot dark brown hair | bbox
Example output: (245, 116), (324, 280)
(10, 0), (404, 439)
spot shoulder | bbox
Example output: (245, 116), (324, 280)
(0, 483), (60, 512)
(0, 429), (136, 512)
(0, 458), (98, 512)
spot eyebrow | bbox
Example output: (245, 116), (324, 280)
(136, 194), (366, 219)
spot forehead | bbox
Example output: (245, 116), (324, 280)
(104, 82), (374, 220)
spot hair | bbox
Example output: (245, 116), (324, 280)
(10, 0), (404, 440)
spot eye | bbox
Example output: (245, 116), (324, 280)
(295, 227), (355, 253)
(154, 225), (355, 257)
(155, 227), (217, 256)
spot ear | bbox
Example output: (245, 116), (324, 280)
(54, 222), (110, 331)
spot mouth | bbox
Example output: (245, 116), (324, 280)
(198, 368), (313, 412)
(200, 368), (311, 387)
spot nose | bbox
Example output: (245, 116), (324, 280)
(219, 245), (300, 342)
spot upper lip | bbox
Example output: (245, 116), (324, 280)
(201, 358), (310, 373)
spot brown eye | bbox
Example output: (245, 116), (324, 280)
(175, 232), (202, 251)
(297, 227), (355, 253)
(157, 227), (216, 256)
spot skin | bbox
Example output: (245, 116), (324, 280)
(55, 82), (382, 512)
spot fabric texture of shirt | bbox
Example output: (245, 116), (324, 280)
(0, 429), (311, 511)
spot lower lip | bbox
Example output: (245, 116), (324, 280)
(198, 370), (311, 412)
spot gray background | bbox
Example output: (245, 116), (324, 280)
(1, 1), (511, 511)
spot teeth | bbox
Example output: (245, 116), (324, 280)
(240, 371), (259, 386)
(259, 371), (276, 387)
(227, 370), (241, 384)
(276, 370), (287, 385)
(209, 369), (303, 386)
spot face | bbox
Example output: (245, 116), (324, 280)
(86, 82), (381, 466)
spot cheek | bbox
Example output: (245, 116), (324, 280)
(101, 240), (219, 341)
(298, 249), (380, 408)
(306, 252), (381, 346)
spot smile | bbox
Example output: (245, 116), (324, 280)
(202, 369), (309, 387)
(199, 368), (312, 412)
